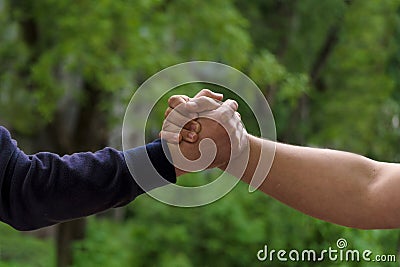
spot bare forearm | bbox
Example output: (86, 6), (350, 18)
(240, 135), (400, 229)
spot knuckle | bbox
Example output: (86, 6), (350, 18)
(220, 107), (234, 117)
(201, 88), (211, 95)
(168, 95), (185, 108)
(168, 96), (176, 106)
(196, 96), (208, 102)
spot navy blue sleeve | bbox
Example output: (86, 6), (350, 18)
(0, 126), (176, 231)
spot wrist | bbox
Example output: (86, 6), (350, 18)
(217, 133), (252, 175)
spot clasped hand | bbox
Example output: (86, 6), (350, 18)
(160, 89), (248, 175)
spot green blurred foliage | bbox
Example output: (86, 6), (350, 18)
(1, 0), (400, 266)
(311, 0), (399, 159)
(72, 182), (399, 267)
(0, 224), (54, 267)
(0, 0), (251, 133)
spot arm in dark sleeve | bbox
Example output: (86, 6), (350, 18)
(0, 126), (176, 231)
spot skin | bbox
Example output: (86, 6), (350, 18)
(167, 89), (231, 177)
(163, 89), (223, 144)
(172, 117), (232, 176)
(163, 90), (400, 230)
(167, 93), (240, 176)
(241, 136), (400, 229)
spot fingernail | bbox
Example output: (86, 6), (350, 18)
(188, 132), (196, 140)
(229, 100), (238, 110)
(190, 123), (199, 132)
(233, 101), (238, 110)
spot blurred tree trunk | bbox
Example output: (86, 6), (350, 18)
(281, 16), (344, 144)
(56, 219), (87, 267)
(15, 6), (110, 264)
(309, 24), (340, 91)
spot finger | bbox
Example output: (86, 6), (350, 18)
(165, 106), (195, 120)
(222, 99), (238, 111)
(218, 99), (238, 122)
(165, 106), (200, 133)
(160, 125), (198, 144)
(184, 120), (201, 133)
(226, 115), (243, 135)
(235, 111), (241, 119)
(162, 120), (182, 133)
(166, 108), (195, 128)
(168, 95), (190, 109)
(226, 116), (246, 152)
(237, 120), (248, 151)
(164, 107), (173, 119)
(194, 89), (223, 101)
(180, 128), (198, 143)
(185, 96), (221, 113)
(160, 131), (181, 144)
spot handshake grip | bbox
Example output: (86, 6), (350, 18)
(161, 95), (264, 191)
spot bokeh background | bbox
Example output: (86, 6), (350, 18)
(1, 0), (400, 266)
